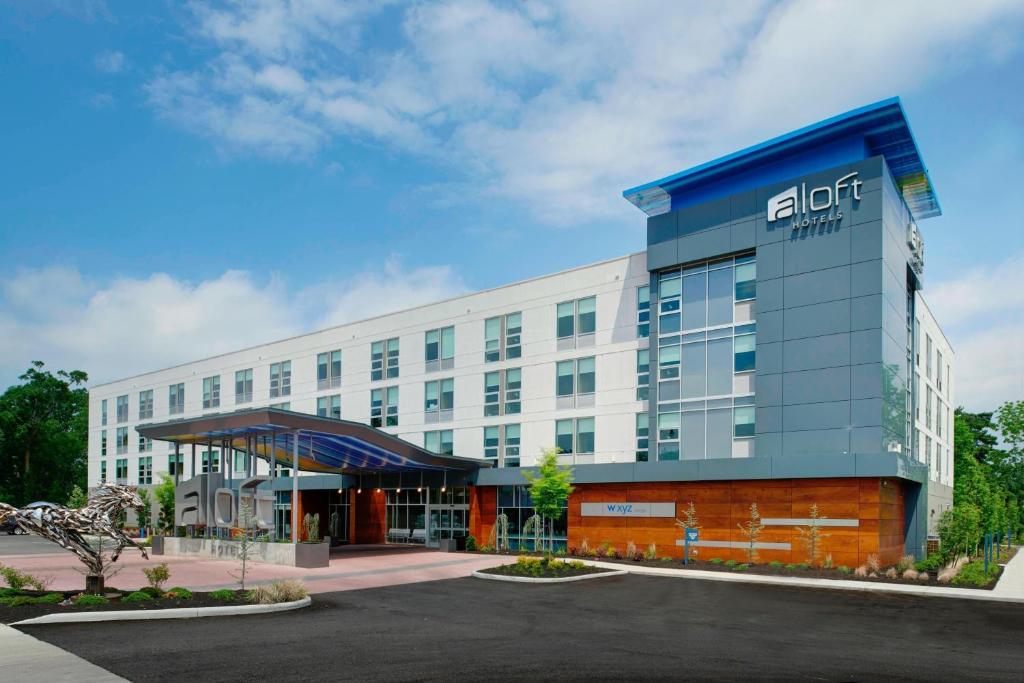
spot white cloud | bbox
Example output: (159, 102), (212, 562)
(94, 50), (124, 73)
(0, 259), (465, 387)
(928, 252), (1024, 411)
(143, 0), (1024, 223)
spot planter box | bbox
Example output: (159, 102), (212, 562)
(151, 536), (165, 554)
(159, 537), (330, 568)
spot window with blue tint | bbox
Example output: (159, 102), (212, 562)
(485, 317), (501, 362)
(504, 424), (521, 467)
(734, 406), (755, 437)
(637, 286), (650, 338)
(707, 267), (733, 327)
(734, 333), (756, 372)
(706, 408), (732, 458)
(682, 272), (706, 331)
(504, 369), (521, 414)
(658, 412), (680, 441)
(636, 349), (650, 400)
(424, 430), (453, 455)
(659, 344), (680, 379)
(577, 297), (596, 335)
(440, 378), (454, 411)
(484, 372), (500, 416)
(505, 312), (522, 359)
(575, 418), (595, 454)
(659, 379), (680, 401)
(681, 342), (706, 399)
(657, 442), (680, 461)
(659, 271), (682, 334)
(556, 360), (575, 396)
(556, 419), (574, 454)
(484, 426), (499, 460)
(681, 410), (706, 459)
(577, 357), (595, 394)
(556, 301), (575, 338)
(386, 386), (399, 426)
(636, 413), (649, 462)
(707, 337), (733, 396)
(735, 262), (756, 301)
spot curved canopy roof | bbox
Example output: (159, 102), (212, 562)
(136, 407), (487, 474)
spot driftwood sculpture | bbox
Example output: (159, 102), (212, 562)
(0, 484), (148, 593)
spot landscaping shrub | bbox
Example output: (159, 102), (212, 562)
(725, 560), (737, 568)
(247, 580), (308, 604)
(866, 554), (881, 573)
(142, 562), (171, 592)
(709, 558), (724, 565)
(797, 562), (811, 570)
(74, 594), (109, 607)
(902, 568), (920, 581)
(479, 544), (495, 553)
(885, 567), (898, 579)
(0, 563), (51, 591)
(784, 563), (797, 570)
(164, 587), (193, 600)
(36, 592), (64, 604)
(734, 564), (749, 571)
(210, 589), (236, 601)
(660, 557), (672, 563)
(768, 561), (783, 568)
(896, 555), (916, 573)
(915, 553), (944, 573)
(124, 591), (154, 603)
(951, 561), (1000, 587)
(0, 587), (23, 598)
(854, 565), (868, 577)
(140, 586), (163, 598)
(465, 535), (477, 551)
(645, 543), (658, 561)
(2, 595), (37, 607)
(836, 566), (852, 574)
(625, 541), (637, 559)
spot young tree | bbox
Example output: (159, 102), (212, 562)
(675, 501), (701, 557)
(737, 503), (764, 564)
(797, 503), (829, 566)
(66, 484), (88, 509)
(230, 499), (258, 590)
(137, 489), (153, 536)
(154, 474), (176, 534)
(522, 448), (574, 555)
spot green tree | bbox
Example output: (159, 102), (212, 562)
(955, 408), (1001, 464)
(154, 473), (176, 534)
(937, 504), (981, 562)
(0, 361), (88, 505)
(522, 448), (574, 555)
(137, 489), (153, 535)
(66, 484), (88, 509)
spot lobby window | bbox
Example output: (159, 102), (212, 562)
(101, 399), (108, 426)
(734, 406), (755, 437)
(116, 427), (128, 455)
(168, 453), (183, 478)
(138, 390), (153, 420)
(317, 395), (341, 419)
(168, 383), (184, 415)
(504, 424), (521, 467)
(425, 326), (455, 371)
(636, 413), (649, 462)
(637, 349), (650, 401)
(484, 312), (523, 363)
(555, 417), (594, 457)
(235, 369), (253, 404)
(202, 376), (220, 409)
(556, 357), (595, 408)
(484, 426), (499, 460)
(100, 460), (107, 482)
(318, 350), (342, 390)
(202, 450), (219, 474)
(101, 431), (107, 457)
(556, 296), (596, 346)
(115, 458), (128, 482)
(269, 361), (291, 398)
(371, 386), (399, 428)
(425, 378), (454, 422)
(270, 402), (290, 410)
(138, 456), (152, 485)
(424, 430), (454, 456)
(116, 394), (129, 423)
(234, 449), (247, 473)
(637, 285), (650, 338)
(138, 432), (152, 452)
(371, 338), (399, 381)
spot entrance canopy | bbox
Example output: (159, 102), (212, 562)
(136, 407), (487, 474)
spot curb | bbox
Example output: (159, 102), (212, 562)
(11, 596), (311, 626)
(575, 560), (1024, 603)
(472, 569), (628, 584)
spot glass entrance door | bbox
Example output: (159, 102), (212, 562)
(426, 504), (468, 548)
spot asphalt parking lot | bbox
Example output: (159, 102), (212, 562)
(0, 533), (66, 556)
(18, 574), (1024, 681)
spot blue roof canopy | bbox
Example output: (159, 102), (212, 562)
(623, 97), (940, 221)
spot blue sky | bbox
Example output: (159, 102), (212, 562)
(0, 0), (1022, 410)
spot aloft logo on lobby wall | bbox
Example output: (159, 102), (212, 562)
(767, 171), (862, 229)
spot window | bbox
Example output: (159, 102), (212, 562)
(484, 313), (522, 362)
(424, 430), (454, 455)
(115, 458), (128, 482)
(637, 349), (650, 401)
(925, 385), (933, 430)
(169, 383), (184, 415)
(484, 426), (499, 460)
(735, 258), (756, 301)
(234, 449), (247, 473)
(936, 351), (943, 392)
(100, 431), (107, 457)
(636, 413), (649, 462)
(270, 402), (290, 410)
(116, 427), (128, 454)
(371, 338), (399, 381)
(734, 332), (756, 372)
(202, 376), (220, 409)
(168, 453), (183, 477)
(425, 378), (454, 421)
(556, 356), (595, 402)
(235, 369), (253, 403)
(116, 394), (129, 423)
(100, 460), (107, 482)
(557, 296), (596, 340)
(425, 326), (455, 370)
(137, 391), (153, 420)
(556, 360), (575, 397)
(101, 399), (108, 426)
(269, 361), (291, 398)
(138, 432), (152, 452)
(202, 450), (219, 474)
(734, 406), (755, 437)
(555, 417), (594, 456)
(484, 369), (521, 416)
(318, 350), (342, 390)
(371, 386), (399, 427)
(637, 286), (650, 338)
(317, 395), (341, 419)
(138, 456), (152, 485)
(926, 334), (933, 379)
(504, 424), (521, 467)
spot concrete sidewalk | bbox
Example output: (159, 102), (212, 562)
(578, 546), (1024, 603)
(0, 624), (125, 682)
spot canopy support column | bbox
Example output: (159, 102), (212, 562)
(174, 442), (180, 485)
(292, 430), (299, 545)
(190, 443), (196, 480)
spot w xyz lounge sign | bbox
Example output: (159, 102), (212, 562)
(580, 502), (675, 518)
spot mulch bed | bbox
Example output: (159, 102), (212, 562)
(0, 589), (252, 624)
(479, 561), (615, 579)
